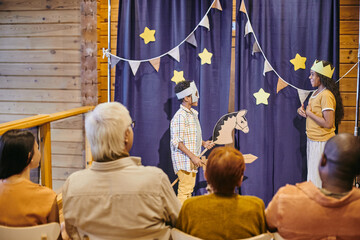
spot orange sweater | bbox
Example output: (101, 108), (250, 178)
(0, 178), (57, 226)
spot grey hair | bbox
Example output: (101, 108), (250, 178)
(85, 102), (132, 162)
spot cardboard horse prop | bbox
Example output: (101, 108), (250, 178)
(171, 110), (257, 186)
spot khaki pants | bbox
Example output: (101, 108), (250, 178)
(177, 170), (196, 204)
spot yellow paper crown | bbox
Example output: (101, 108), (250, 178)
(310, 60), (335, 78)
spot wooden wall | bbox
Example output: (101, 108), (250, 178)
(0, 0), (95, 191)
(339, 0), (359, 133)
(97, 0), (360, 134)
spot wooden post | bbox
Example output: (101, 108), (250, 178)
(39, 123), (53, 189)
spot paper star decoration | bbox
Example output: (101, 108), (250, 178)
(198, 48), (213, 65)
(253, 88), (270, 105)
(290, 53), (307, 71)
(139, 27), (156, 44)
(171, 70), (185, 84)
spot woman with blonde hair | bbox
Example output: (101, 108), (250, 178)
(176, 146), (266, 240)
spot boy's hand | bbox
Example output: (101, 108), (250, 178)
(191, 156), (202, 168)
(203, 140), (215, 150)
(297, 104), (307, 118)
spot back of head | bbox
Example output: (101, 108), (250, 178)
(206, 146), (245, 195)
(85, 102), (132, 162)
(0, 129), (35, 179)
(322, 133), (360, 185)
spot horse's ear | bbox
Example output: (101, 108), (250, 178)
(238, 109), (247, 116)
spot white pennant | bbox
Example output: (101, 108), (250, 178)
(168, 47), (180, 62)
(263, 60), (273, 76)
(186, 33), (198, 47)
(110, 55), (120, 69)
(252, 42), (260, 55)
(199, 15), (210, 31)
(129, 61), (141, 76)
(297, 89), (312, 105)
(244, 21), (253, 37)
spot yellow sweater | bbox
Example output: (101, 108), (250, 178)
(176, 193), (266, 240)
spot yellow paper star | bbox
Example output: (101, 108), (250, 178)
(253, 88), (270, 105)
(171, 70), (185, 84)
(290, 53), (307, 71)
(198, 48), (213, 65)
(139, 27), (156, 44)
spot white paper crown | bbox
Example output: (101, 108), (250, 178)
(311, 60), (335, 78)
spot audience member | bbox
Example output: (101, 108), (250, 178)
(176, 146), (266, 240)
(62, 102), (181, 240)
(266, 133), (360, 239)
(0, 129), (59, 226)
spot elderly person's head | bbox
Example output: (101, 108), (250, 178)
(85, 102), (133, 162)
(0, 129), (40, 179)
(319, 133), (360, 191)
(205, 146), (245, 195)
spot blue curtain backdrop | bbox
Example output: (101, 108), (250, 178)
(115, 0), (232, 194)
(235, 0), (339, 204)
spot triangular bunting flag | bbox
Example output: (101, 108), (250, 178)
(276, 78), (288, 93)
(168, 47), (180, 62)
(149, 58), (161, 72)
(252, 42), (260, 55)
(263, 60), (273, 76)
(129, 61), (141, 76)
(243, 154), (258, 164)
(186, 33), (198, 47)
(297, 89), (311, 105)
(244, 21), (253, 37)
(110, 55), (120, 69)
(239, 0), (247, 14)
(199, 15), (210, 31)
(211, 0), (223, 11)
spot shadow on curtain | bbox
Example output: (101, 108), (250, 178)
(234, 0), (338, 204)
(115, 0), (233, 195)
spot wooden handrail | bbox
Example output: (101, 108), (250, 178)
(0, 106), (95, 189)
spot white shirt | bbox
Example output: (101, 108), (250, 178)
(62, 156), (181, 240)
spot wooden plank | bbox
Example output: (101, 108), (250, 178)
(53, 180), (65, 192)
(99, 89), (115, 102)
(0, 63), (80, 76)
(0, 24), (80, 37)
(0, 10), (80, 24)
(97, 8), (118, 22)
(0, 114), (35, 124)
(339, 63), (358, 78)
(342, 92), (357, 106)
(0, 50), (80, 63)
(0, 102), (81, 114)
(0, 89), (81, 102)
(52, 166), (82, 180)
(51, 115), (83, 129)
(51, 129), (83, 142)
(98, 36), (117, 49)
(339, 49), (358, 64)
(340, 77), (358, 92)
(0, 76), (80, 90)
(340, 35), (359, 49)
(98, 22), (118, 36)
(52, 141), (83, 155)
(340, 0), (360, 6)
(338, 120), (359, 133)
(99, 62), (115, 76)
(340, 6), (359, 20)
(0, 0), (81, 11)
(99, 76), (115, 89)
(39, 123), (52, 188)
(0, 37), (81, 50)
(52, 154), (84, 168)
(340, 21), (360, 35)
(343, 107), (358, 121)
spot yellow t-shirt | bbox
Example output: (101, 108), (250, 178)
(306, 89), (336, 141)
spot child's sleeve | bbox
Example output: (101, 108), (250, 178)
(321, 91), (336, 112)
(170, 114), (186, 149)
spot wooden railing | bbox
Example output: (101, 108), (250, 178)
(0, 106), (94, 189)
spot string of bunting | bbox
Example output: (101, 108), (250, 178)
(239, 0), (359, 105)
(103, 0), (223, 76)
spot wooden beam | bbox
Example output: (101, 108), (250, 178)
(40, 123), (52, 188)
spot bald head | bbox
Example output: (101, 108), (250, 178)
(321, 133), (360, 186)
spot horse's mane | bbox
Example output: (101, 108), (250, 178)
(212, 112), (238, 141)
